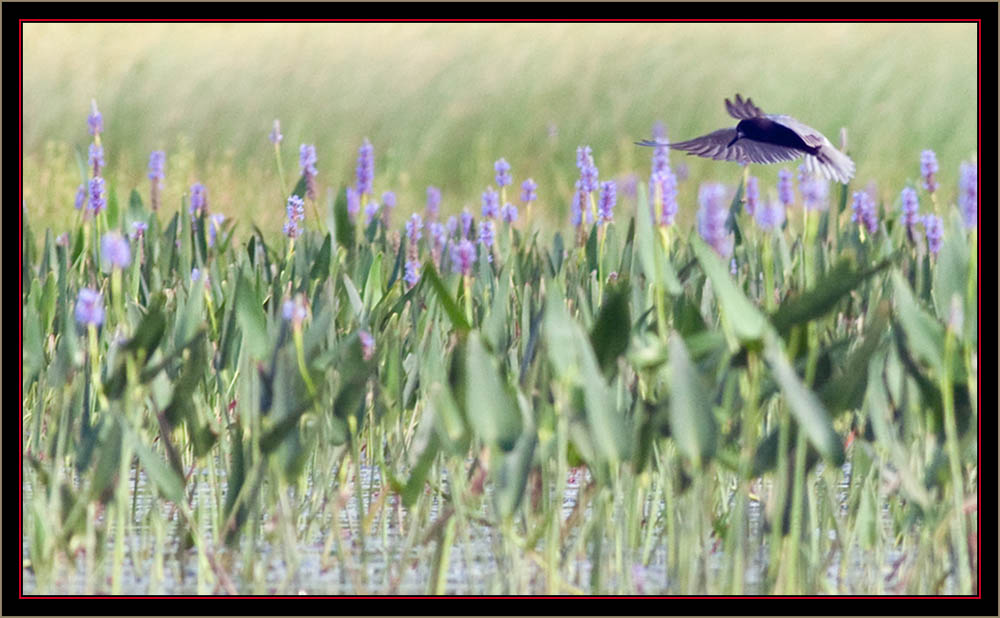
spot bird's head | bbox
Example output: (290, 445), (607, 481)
(728, 120), (750, 147)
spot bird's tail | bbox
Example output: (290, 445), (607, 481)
(808, 145), (856, 184)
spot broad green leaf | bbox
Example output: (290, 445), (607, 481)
(590, 281), (630, 377)
(493, 431), (537, 519)
(666, 332), (717, 468)
(128, 425), (185, 504)
(465, 332), (522, 451)
(764, 335), (844, 465)
(891, 270), (944, 375)
(310, 233), (332, 283)
(691, 235), (767, 342)
(235, 269), (268, 359)
(342, 273), (364, 320)
(362, 252), (384, 312)
(423, 262), (471, 334)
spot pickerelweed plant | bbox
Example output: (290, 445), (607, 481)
(20, 105), (979, 596)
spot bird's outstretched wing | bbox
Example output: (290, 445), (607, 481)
(666, 128), (804, 165)
(767, 114), (856, 183)
(725, 94), (764, 120)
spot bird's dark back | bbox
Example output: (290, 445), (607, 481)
(738, 117), (819, 155)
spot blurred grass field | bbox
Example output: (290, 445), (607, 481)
(22, 22), (977, 238)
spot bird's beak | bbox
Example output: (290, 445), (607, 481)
(727, 132), (741, 148)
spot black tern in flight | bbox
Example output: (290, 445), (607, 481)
(638, 94), (855, 184)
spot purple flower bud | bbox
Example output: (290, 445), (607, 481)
(598, 181), (616, 223)
(429, 221), (447, 262)
(191, 268), (201, 282)
(851, 191), (878, 234)
(570, 183), (584, 228)
(651, 123), (671, 175)
(900, 187), (920, 229)
(520, 179), (537, 203)
(88, 177), (106, 215)
(426, 186), (441, 220)
(697, 183), (733, 258)
(579, 162), (599, 194)
(355, 138), (374, 196)
(920, 150), (938, 193)
(446, 215), (459, 237)
(778, 169), (795, 207)
(131, 221), (148, 239)
(923, 214), (943, 255)
(209, 213), (225, 247)
(576, 145), (593, 171)
(754, 200), (786, 232)
(101, 231), (131, 269)
(404, 260), (421, 288)
(622, 174), (638, 200)
(269, 119), (283, 146)
(730, 258), (738, 276)
(300, 144), (318, 200)
(88, 143), (105, 175)
(148, 150), (166, 181)
(451, 239), (476, 276)
(649, 170), (678, 227)
(74, 184), (86, 210)
(958, 161), (977, 229)
(359, 330), (375, 361)
(744, 175), (759, 217)
(75, 287), (104, 327)
(189, 183), (208, 219)
(501, 202), (519, 223)
(87, 99), (103, 137)
(461, 209), (474, 239)
(494, 158), (512, 187)
(346, 186), (361, 222)
(798, 165), (830, 211)
(481, 187), (500, 219)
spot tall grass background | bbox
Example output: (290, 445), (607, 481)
(23, 22), (976, 237)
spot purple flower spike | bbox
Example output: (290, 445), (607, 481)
(346, 186), (361, 222)
(269, 119), (283, 146)
(282, 294), (309, 327)
(148, 150), (166, 181)
(189, 183), (208, 219)
(579, 162), (599, 194)
(284, 195), (305, 238)
(576, 145), (593, 171)
(798, 165), (829, 211)
(451, 239), (476, 276)
(598, 181), (616, 223)
(570, 183), (584, 228)
(359, 330), (375, 361)
(744, 175), (760, 217)
(778, 169), (795, 207)
(851, 191), (878, 235)
(494, 158), (512, 188)
(406, 213), (424, 244)
(356, 138), (374, 196)
(75, 287), (104, 327)
(920, 150), (938, 193)
(88, 143), (105, 175)
(697, 183), (733, 258)
(649, 170), (678, 227)
(87, 99), (103, 137)
(900, 187), (920, 229)
(429, 222), (447, 259)
(521, 179), (537, 203)
(300, 144), (318, 201)
(364, 200), (380, 226)
(131, 221), (148, 239)
(482, 187), (500, 219)
(651, 124), (671, 176)
(88, 177), (106, 216)
(923, 214), (943, 255)
(426, 186), (441, 220)
(101, 231), (131, 269)
(755, 200), (786, 232)
(75, 184), (86, 210)
(404, 260), (421, 288)
(478, 219), (495, 250)
(501, 202), (519, 223)
(958, 161), (977, 229)
(446, 215), (459, 237)
(461, 209), (474, 239)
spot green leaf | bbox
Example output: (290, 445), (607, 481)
(771, 256), (890, 336)
(589, 281), (630, 377)
(342, 272), (365, 320)
(465, 332), (522, 451)
(493, 431), (537, 519)
(691, 235), (767, 342)
(891, 270), (944, 375)
(423, 262), (471, 334)
(764, 335), (844, 465)
(235, 269), (269, 359)
(310, 233), (332, 283)
(819, 300), (889, 415)
(666, 332), (717, 468)
(291, 175), (308, 203)
(363, 252), (384, 312)
(129, 425), (185, 504)
(333, 186), (354, 251)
